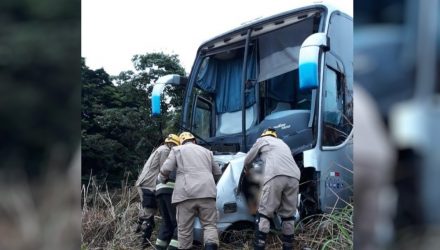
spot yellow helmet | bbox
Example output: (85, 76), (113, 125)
(179, 132), (195, 144)
(261, 128), (277, 138)
(164, 134), (180, 146)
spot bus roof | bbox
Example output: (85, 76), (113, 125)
(197, 2), (347, 52)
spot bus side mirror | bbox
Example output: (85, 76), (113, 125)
(151, 74), (188, 117)
(152, 83), (166, 116)
(299, 33), (329, 90)
(156, 74), (188, 85)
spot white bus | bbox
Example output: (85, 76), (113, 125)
(152, 1), (352, 240)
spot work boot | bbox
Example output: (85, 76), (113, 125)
(155, 238), (168, 250)
(281, 234), (294, 250)
(204, 243), (218, 250)
(167, 238), (179, 250)
(135, 218), (143, 233)
(141, 216), (155, 246)
(253, 230), (267, 250)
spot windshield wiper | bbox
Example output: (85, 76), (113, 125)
(176, 123), (212, 146)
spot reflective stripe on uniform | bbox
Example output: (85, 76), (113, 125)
(169, 239), (179, 248)
(155, 238), (168, 247)
(156, 182), (175, 190)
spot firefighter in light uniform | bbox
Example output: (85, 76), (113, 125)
(244, 128), (301, 250)
(135, 134), (180, 246)
(158, 132), (222, 250)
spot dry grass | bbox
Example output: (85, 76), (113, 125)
(215, 206), (353, 250)
(81, 178), (353, 250)
(81, 176), (144, 250)
(296, 207), (353, 250)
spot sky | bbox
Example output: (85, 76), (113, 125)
(82, 0), (353, 75)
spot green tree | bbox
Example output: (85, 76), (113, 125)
(81, 53), (186, 185)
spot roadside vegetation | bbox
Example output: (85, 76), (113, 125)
(81, 177), (353, 250)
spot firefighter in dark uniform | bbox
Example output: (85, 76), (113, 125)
(135, 134), (180, 247)
(155, 162), (178, 249)
(158, 132), (222, 250)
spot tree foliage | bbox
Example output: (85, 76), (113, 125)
(81, 53), (185, 185)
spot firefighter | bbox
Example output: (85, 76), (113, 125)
(135, 134), (180, 247)
(158, 132), (222, 250)
(155, 155), (179, 249)
(244, 128), (301, 250)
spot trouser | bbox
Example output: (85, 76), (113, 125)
(137, 187), (157, 244)
(255, 176), (299, 249)
(156, 193), (178, 250)
(138, 187), (157, 218)
(176, 198), (219, 249)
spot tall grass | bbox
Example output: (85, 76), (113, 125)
(297, 206), (353, 249)
(82, 176), (144, 249)
(81, 178), (353, 250)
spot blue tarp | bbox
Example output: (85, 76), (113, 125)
(196, 49), (256, 113)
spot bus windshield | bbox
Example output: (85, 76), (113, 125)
(189, 13), (320, 138)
